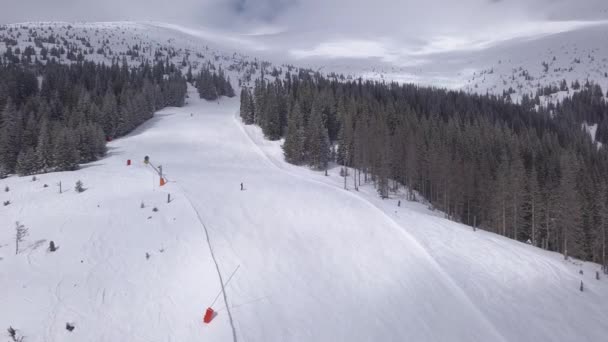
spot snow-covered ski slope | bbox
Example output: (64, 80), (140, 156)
(2, 85), (608, 342)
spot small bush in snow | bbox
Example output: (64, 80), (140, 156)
(31, 176), (37, 182)
(7, 326), (16, 338)
(3, 200), (10, 206)
(6, 327), (24, 342)
(140, 201), (145, 209)
(7, 326), (16, 340)
(49, 241), (57, 252)
(4, 186), (9, 192)
(152, 207), (158, 212)
(15, 222), (28, 255)
(65, 323), (74, 332)
(43, 184), (48, 188)
(145, 252), (150, 260)
(7, 326), (23, 342)
(75, 180), (85, 193)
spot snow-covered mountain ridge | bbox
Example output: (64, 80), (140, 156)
(6, 20), (608, 100)
(0, 21), (287, 88)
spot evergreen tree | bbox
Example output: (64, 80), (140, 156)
(557, 152), (583, 259)
(522, 166), (541, 245)
(53, 127), (80, 171)
(36, 117), (53, 172)
(283, 102), (305, 164)
(305, 99), (330, 170)
(0, 99), (22, 176)
(101, 89), (118, 138)
(15, 147), (37, 176)
(240, 88), (251, 122)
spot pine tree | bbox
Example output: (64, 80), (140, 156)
(490, 152), (511, 236)
(510, 152), (525, 240)
(225, 76), (235, 97)
(15, 147), (37, 176)
(283, 102), (305, 164)
(21, 114), (38, 149)
(36, 117), (53, 172)
(336, 102), (353, 166)
(522, 166), (541, 245)
(246, 89), (256, 124)
(305, 99), (330, 170)
(53, 127), (80, 171)
(186, 65), (193, 83)
(599, 180), (608, 271)
(557, 152), (583, 259)
(262, 87), (281, 140)
(101, 89), (118, 138)
(0, 99), (22, 176)
(240, 88), (251, 122)
(197, 68), (219, 101)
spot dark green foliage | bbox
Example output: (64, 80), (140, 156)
(305, 99), (331, 169)
(196, 66), (234, 101)
(251, 79), (289, 140)
(239, 88), (255, 124)
(242, 72), (608, 264)
(0, 59), (187, 176)
(282, 102), (305, 164)
(15, 147), (37, 176)
(53, 127), (79, 171)
(0, 99), (22, 177)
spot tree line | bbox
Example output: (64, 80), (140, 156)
(0, 58), (187, 177)
(241, 71), (608, 268)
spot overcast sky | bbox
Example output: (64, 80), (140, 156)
(3, 0), (608, 63)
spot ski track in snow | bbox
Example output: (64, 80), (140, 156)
(177, 183), (238, 342)
(232, 108), (509, 341)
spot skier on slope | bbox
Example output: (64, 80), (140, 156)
(240, 182), (244, 191)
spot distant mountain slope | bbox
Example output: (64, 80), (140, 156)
(4, 20), (608, 102)
(306, 22), (608, 103)
(0, 22), (271, 85)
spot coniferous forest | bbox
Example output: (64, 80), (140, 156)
(242, 71), (608, 267)
(195, 66), (235, 101)
(0, 59), (187, 177)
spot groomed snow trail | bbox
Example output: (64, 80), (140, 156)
(177, 184), (238, 342)
(3, 85), (608, 341)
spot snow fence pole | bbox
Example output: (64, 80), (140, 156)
(210, 265), (241, 308)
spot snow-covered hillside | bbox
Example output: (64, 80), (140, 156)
(2, 84), (608, 342)
(0, 21), (291, 87)
(293, 22), (608, 103)
(4, 20), (608, 102)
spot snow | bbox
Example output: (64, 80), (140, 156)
(0, 22), (265, 88)
(2, 85), (608, 341)
(4, 20), (608, 103)
(582, 122), (604, 149)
